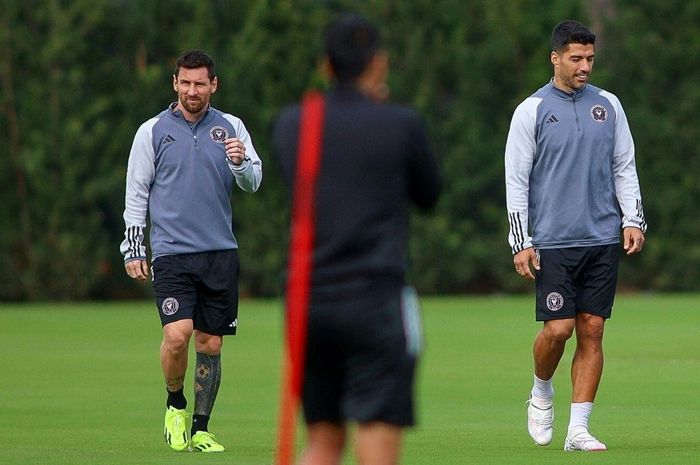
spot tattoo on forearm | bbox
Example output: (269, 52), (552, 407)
(165, 375), (185, 392)
(194, 352), (221, 416)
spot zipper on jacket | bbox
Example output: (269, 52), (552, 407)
(190, 121), (199, 150)
(572, 95), (581, 131)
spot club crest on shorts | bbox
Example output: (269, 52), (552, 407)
(590, 104), (608, 122)
(546, 292), (564, 311)
(161, 297), (179, 316)
(209, 125), (228, 143)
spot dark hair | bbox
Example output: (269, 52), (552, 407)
(174, 49), (216, 80)
(323, 13), (381, 83)
(551, 20), (596, 53)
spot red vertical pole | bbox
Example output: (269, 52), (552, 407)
(276, 91), (325, 465)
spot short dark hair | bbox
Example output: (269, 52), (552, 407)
(174, 49), (216, 80)
(324, 13), (381, 83)
(551, 20), (596, 53)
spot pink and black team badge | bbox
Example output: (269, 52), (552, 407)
(209, 126), (229, 143)
(161, 297), (180, 315)
(546, 292), (564, 311)
(590, 105), (607, 122)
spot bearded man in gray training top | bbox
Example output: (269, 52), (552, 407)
(121, 49), (262, 453)
(505, 20), (646, 452)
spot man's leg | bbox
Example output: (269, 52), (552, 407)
(355, 422), (401, 465)
(190, 330), (225, 452)
(161, 319), (194, 396)
(161, 319), (194, 451)
(571, 312), (605, 402)
(528, 318), (575, 446)
(533, 318), (575, 381)
(300, 422), (346, 465)
(564, 312), (607, 451)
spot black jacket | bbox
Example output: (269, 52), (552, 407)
(273, 85), (441, 290)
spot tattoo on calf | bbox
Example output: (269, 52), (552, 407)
(166, 375), (185, 392)
(194, 352), (221, 416)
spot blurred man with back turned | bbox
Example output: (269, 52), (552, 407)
(274, 13), (441, 465)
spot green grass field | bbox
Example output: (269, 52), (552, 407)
(1, 294), (698, 465)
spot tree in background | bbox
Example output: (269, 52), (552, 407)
(1, 1), (127, 299)
(0, 0), (696, 300)
(598, 0), (700, 290)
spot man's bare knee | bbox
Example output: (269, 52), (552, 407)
(542, 319), (575, 342)
(576, 313), (605, 344)
(356, 422), (402, 465)
(163, 326), (192, 355)
(194, 331), (223, 355)
(301, 422), (345, 465)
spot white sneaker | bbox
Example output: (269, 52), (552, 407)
(526, 395), (553, 446)
(564, 428), (607, 451)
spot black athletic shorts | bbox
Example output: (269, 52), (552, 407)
(535, 244), (619, 321)
(152, 249), (240, 335)
(302, 278), (422, 427)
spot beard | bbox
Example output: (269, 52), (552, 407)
(180, 95), (208, 114)
(566, 73), (588, 90)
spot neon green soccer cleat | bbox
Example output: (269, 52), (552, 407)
(164, 406), (190, 451)
(191, 431), (225, 452)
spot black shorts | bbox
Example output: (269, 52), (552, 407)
(535, 244), (619, 321)
(302, 279), (422, 427)
(152, 250), (240, 335)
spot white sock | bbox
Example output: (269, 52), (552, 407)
(568, 402), (593, 433)
(530, 374), (554, 405)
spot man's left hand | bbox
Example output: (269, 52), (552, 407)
(225, 138), (247, 165)
(623, 227), (645, 255)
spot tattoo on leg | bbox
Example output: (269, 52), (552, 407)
(166, 375), (185, 392)
(194, 352), (221, 416)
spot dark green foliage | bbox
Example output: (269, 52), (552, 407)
(595, 0), (700, 290)
(0, 0), (695, 299)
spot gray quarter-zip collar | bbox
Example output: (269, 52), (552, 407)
(168, 102), (212, 125)
(547, 79), (588, 101)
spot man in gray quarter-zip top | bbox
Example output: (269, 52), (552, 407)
(505, 20), (646, 452)
(120, 49), (262, 453)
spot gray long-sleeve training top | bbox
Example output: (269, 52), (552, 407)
(505, 80), (646, 254)
(120, 103), (262, 263)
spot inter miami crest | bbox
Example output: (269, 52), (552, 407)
(546, 292), (564, 311)
(590, 105), (608, 122)
(209, 125), (229, 143)
(161, 297), (180, 316)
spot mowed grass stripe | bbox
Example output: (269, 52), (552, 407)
(0, 295), (698, 465)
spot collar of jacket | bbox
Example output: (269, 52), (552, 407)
(168, 102), (212, 122)
(547, 78), (589, 101)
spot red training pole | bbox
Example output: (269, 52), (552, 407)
(276, 91), (325, 465)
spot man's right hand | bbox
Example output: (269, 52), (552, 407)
(125, 259), (149, 281)
(513, 247), (540, 280)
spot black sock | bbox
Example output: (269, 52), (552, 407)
(166, 387), (187, 410)
(192, 414), (210, 435)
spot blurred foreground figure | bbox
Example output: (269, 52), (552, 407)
(274, 13), (441, 465)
